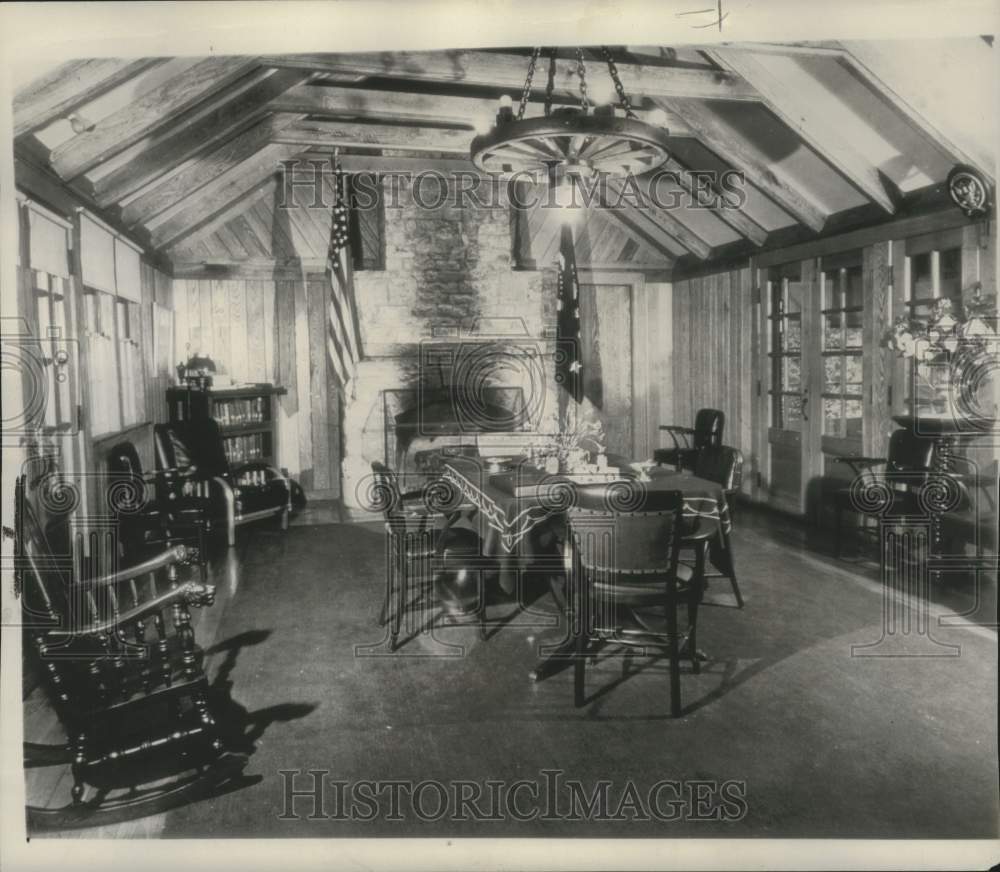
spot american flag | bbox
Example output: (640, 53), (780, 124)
(556, 223), (583, 403)
(326, 158), (362, 392)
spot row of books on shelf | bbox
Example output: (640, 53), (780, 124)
(223, 433), (269, 464)
(216, 397), (269, 427)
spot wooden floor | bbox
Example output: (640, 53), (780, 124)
(22, 503), (999, 838)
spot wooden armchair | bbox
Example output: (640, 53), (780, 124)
(154, 419), (291, 547)
(831, 429), (935, 556)
(370, 461), (487, 651)
(654, 408), (725, 471)
(567, 485), (704, 716)
(684, 446), (745, 608)
(16, 476), (248, 829)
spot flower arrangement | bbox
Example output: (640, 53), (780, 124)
(884, 284), (999, 419)
(527, 399), (606, 472)
(884, 287), (998, 361)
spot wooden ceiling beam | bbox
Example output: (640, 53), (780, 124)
(270, 83), (693, 136)
(262, 50), (758, 101)
(50, 55), (263, 180)
(654, 97), (827, 233)
(602, 179), (706, 258)
(273, 119), (471, 153)
(88, 68), (312, 207)
(148, 143), (303, 249)
(704, 48), (898, 215)
(649, 156), (769, 247)
(120, 113), (305, 228)
(14, 58), (168, 139)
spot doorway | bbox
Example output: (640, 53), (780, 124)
(576, 272), (653, 461)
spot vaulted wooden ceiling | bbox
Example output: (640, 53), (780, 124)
(12, 40), (996, 275)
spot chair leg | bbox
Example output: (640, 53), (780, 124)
(666, 590), (682, 718)
(720, 527), (744, 608)
(574, 631), (588, 708)
(477, 576), (488, 641)
(377, 571), (390, 628)
(388, 544), (406, 652)
(834, 504), (842, 558)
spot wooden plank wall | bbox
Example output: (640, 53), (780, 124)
(670, 266), (755, 486)
(171, 276), (340, 495)
(633, 280), (671, 461)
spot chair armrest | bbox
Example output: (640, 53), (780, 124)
(50, 579), (215, 637)
(831, 456), (888, 477)
(156, 465), (200, 482)
(70, 544), (188, 592)
(232, 462), (289, 485)
(231, 465), (291, 511)
(658, 425), (695, 453)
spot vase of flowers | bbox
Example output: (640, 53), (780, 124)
(884, 287), (999, 421)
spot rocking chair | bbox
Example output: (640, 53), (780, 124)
(16, 476), (250, 830)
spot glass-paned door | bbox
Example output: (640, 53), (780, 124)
(766, 261), (807, 512)
(821, 255), (864, 446)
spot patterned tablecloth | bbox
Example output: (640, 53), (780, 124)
(441, 456), (729, 594)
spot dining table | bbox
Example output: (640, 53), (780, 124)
(439, 454), (732, 679)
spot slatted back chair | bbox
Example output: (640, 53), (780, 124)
(369, 461), (486, 651)
(832, 428), (936, 556)
(16, 475), (247, 829)
(655, 408), (725, 471)
(688, 446), (745, 607)
(567, 485), (703, 717)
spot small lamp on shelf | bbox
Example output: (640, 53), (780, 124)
(179, 353), (218, 390)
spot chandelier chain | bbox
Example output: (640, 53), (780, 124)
(544, 49), (557, 117)
(601, 47), (637, 118)
(517, 47), (541, 121)
(575, 49), (589, 112)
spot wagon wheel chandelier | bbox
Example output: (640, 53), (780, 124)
(470, 47), (672, 180)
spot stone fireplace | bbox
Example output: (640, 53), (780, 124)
(342, 176), (559, 512)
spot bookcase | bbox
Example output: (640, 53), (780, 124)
(166, 384), (287, 468)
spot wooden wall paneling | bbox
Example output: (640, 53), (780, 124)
(889, 239), (909, 419)
(293, 279), (313, 489)
(178, 279), (196, 358)
(228, 280), (249, 384)
(197, 279), (213, 360)
(751, 259), (767, 501)
(62, 268), (88, 490)
(863, 240), (893, 457)
(630, 276), (651, 460)
(171, 278), (188, 362)
(305, 275), (332, 491)
(274, 278), (300, 476)
(154, 264), (173, 309)
(648, 282), (673, 448)
(738, 266), (754, 486)
(327, 364), (342, 499)
(245, 280), (268, 383)
(68, 213), (99, 516)
(211, 280), (231, 376)
(672, 278), (690, 429)
(139, 263), (157, 424)
(977, 221), (996, 298)
(262, 281), (277, 383)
